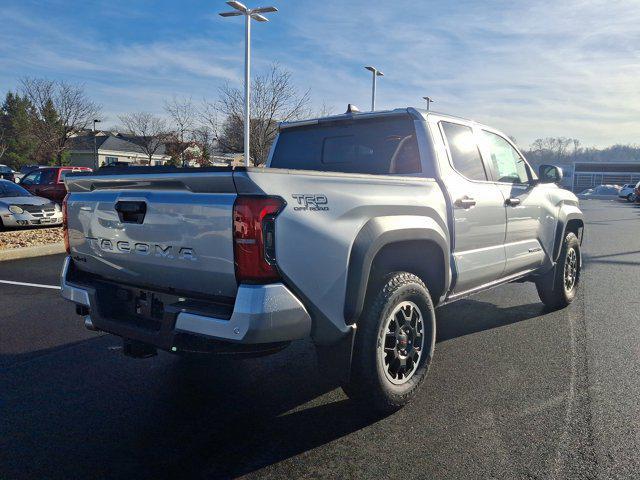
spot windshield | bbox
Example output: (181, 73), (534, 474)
(271, 115), (421, 175)
(0, 166), (12, 173)
(0, 180), (32, 198)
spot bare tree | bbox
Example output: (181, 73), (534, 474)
(526, 137), (583, 166)
(191, 127), (215, 166)
(118, 112), (169, 164)
(20, 77), (101, 164)
(164, 96), (196, 166)
(217, 63), (311, 165)
(317, 101), (335, 118)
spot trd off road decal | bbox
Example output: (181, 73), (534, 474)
(291, 194), (329, 211)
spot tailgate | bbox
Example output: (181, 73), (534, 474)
(65, 170), (238, 298)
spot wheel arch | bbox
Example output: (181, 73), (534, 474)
(552, 208), (584, 262)
(344, 216), (450, 326)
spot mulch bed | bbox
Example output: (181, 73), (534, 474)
(0, 226), (64, 250)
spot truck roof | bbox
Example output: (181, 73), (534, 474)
(279, 107), (478, 131)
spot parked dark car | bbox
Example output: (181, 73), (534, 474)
(99, 161), (131, 169)
(19, 164), (43, 174)
(0, 164), (15, 182)
(14, 164), (45, 183)
(20, 166), (92, 204)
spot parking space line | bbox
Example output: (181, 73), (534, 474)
(0, 280), (61, 290)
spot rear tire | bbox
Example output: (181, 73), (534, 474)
(627, 193), (635, 202)
(536, 232), (581, 310)
(343, 272), (436, 413)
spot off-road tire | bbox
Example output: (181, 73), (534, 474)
(343, 272), (436, 413)
(536, 232), (581, 310)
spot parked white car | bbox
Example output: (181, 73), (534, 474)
(578, 184), (621, 199)
(0, 179), (63, 229)
(618, 184), (637, 202)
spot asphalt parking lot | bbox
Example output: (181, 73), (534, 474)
(1, 199), (639, 479)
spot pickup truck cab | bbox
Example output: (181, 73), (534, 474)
(60, 108), (584, 411)
(20, 166), (92, 204)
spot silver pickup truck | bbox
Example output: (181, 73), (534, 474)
(61, 107), (584, 411)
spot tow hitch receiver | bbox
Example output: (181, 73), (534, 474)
(123, 339), (157, 359)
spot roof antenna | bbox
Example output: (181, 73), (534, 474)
(346, 104), (360, 114)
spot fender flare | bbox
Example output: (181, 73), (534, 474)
(344, 215), (450, 325)
(552, 207), (584, 262)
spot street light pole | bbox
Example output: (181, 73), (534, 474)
(93, 119), (101, 169)
(220, 1), (277, 167)
(244, 12), (251, 168)
(422, 96), (434, 111)
(365, 66), (384, 111)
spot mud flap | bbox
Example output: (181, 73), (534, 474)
(315, 325), (357, 385)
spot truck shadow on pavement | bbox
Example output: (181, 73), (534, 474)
(2, 297), (547, 479)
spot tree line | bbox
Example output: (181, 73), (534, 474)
(0, 78), (100, 167)
(2, 66), (638, 169)
(522, 137), (640, 167)
(1, 64), (312, 168)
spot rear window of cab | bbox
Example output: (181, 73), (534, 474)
(271, 115), (421, 175)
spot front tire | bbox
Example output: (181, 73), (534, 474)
(536, 232), (581, 309)
(627, 193), (635, 202)
(343, 272), (436, 413)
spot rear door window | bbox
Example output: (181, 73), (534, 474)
(271, 115), (421, 175)
(440, 122), (487, 181)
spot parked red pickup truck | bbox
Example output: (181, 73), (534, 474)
(20, 166), (92, 203)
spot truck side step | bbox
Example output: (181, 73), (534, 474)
(123, 340), (157, 359)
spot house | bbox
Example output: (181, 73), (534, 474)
(66, 132), (171, 168)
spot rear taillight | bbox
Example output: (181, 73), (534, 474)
(233, 196), (285, 283)
(62, 194), (70, 254)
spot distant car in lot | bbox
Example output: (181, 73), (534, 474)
(0, 179), (62, 229)
(14, 164), (46, 183)
(577, 184), (621, 199)
(98, 161), (131, 169)
(0, 164), (16, 182)
(618, 184), (637, 202)
(19, 166), (92, 204)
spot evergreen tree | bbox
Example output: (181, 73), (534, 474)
(0, 92), (37, 168)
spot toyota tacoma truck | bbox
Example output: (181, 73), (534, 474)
(60, 107), (584, 411)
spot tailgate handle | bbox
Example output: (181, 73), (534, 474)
(115, 201), (147, 224)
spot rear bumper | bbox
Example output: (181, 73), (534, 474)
(60, 256), (311, 350)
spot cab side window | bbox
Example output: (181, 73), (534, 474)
(441, 122), (487, 181)
(21, 171), (41, 186)
(481, 131), (529, 184)
(39, 170), (56, 184)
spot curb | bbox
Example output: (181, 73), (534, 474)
(0, 242), (66, 262)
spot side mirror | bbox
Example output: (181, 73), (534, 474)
(538, 164), (563, 184)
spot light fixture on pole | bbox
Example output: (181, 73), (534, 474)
(364, 66), (384, 111)
(220, 1), (277, 167)
(422, 96), (435, 111)
(93, 119), (101, 169)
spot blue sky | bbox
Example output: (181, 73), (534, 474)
(1, 0), (639, 147)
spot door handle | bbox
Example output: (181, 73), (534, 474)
(505, 197), (521, 207)
(454, 196), (477, 209)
